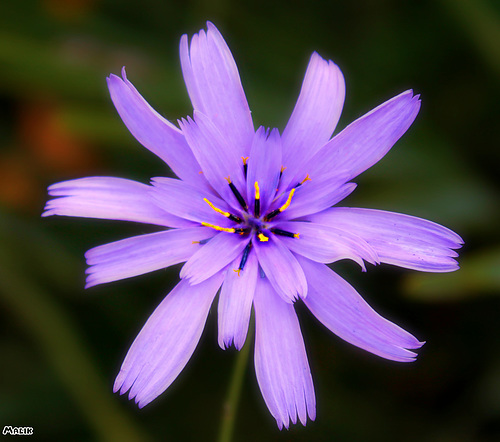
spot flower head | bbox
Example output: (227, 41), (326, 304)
(43, 22), (463, 429)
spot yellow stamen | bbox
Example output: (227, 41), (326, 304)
(192, 240), (200, 244)
(204, 198), (231, 218)
(300, 174), (311, 185)
(201, 222), (236, 233)
(258, 233), (269, 242)
(279, 188), (296, 212)
(233, 268), (241, 277)
(280, 165), (287, 173)
(242, 156), (249, 165)
(293, 233), (300, 239)
(254, 181), (260, 200)
(225, 176), (231, 184)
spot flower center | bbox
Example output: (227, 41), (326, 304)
(200, 158), (310, 275)
(201, 180), (297, 236)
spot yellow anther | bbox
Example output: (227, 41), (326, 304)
(280, 165), (287, 173)
(258, 233), (269, 242)
(300, 174), (311, 185)
(254, 181), (260, 200)
(242, 156), (249, 165)
(192, 240), (200, 244)
(225, 176), (231, 184)
(293, 233), (300, 239)
(279, 188), (296, 213)
(201, 222), (236, 233)
(233, 268), (241, 277)
(204, 198), (231, 218)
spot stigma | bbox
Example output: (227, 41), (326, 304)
(225, 176), (247, 210)
(254, 181), (261, 217)
(234, 242), (252, 276)
(204, 198), (242, 223)
(264, 188), (296, 221)
(201, 222), (248, 235)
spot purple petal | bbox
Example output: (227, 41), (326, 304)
(253, 235), (307, 303)
(246, 127), (282, 214)
(281, 52), (345, 183)
(273, 179), (357, 221)
(218, 252), (258, 350)
(179, 113), (247, 207)
(254, 276), (315, 429)
(306, 90), (421, 183)
(43, 177), (190, 228)
(85, 227), (215, 288)
(107, 68), (206, 187)
(114, 273), (224, 408)
(150, 177), (236, 227)
(180, 22), (254, 155)
(180, 232), (250, 284)
(307, 208), (463, 272)
(298, 256), (423, 362)
(273, 221), (379, 270)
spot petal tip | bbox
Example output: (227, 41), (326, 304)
(113, 374), (125, 394)
(277, 420), (287, 430)
(84, 280), (97, 289)
(136, 399), (148, 409)
(180, 33), (188, 50)
(106, 73), (122, 87)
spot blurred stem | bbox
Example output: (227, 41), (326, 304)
(217, 322), (253, 442)
(0, 244), (148, 442)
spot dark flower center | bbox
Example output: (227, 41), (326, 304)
(200, 159), (310, 274)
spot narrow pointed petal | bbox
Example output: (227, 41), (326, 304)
(179, 113), (246, 206)
(254, 277), (316, 429)
(107, 69), (206, 187)
(180, 22), (254, 155)
(218, 252), (258, 350)
(85, 227), (215, 288)
(298, 256), (423, 362)
(282, 52), (345, 175)
(307, 91), (421, 183)
(253, 235), (307, 303)
(246, 127), (282, 214)
(307, 208), (463, 272)
(114, 273), (224, 407)
(42, 177), (190, 228)
(181, 232), (250, 284)
(273, 221), (378, 270)
(150, 177), (235, 227)
(273, 180), (357, 221)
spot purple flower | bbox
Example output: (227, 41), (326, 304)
(43, 22), (463, 429)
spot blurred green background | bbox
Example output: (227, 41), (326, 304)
(1, 0), (499, 441)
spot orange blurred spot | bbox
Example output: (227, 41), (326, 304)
(43, 0), (96, 21)
(20, 101), (97, 175)
(0, 152), (38, 210)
